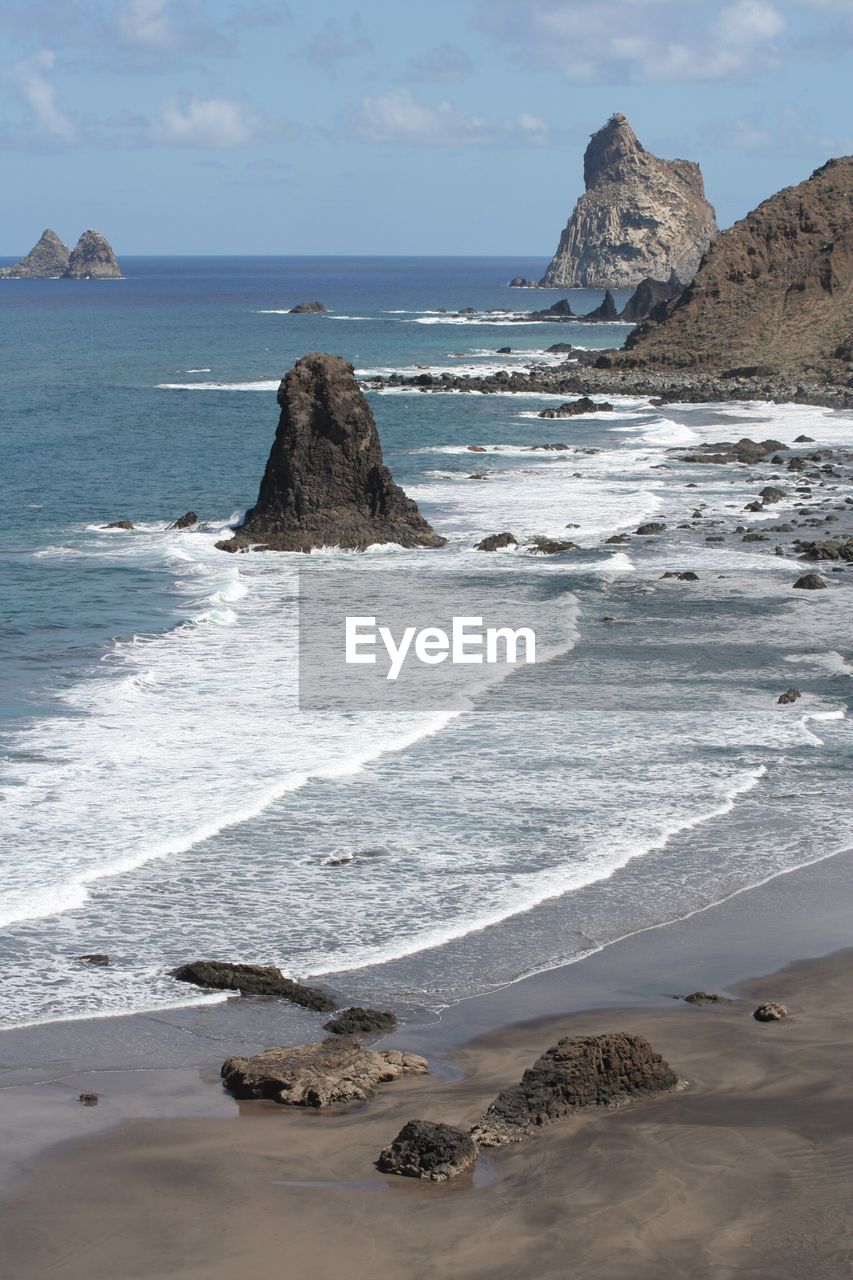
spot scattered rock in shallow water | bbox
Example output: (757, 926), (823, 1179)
(475, 532), (518, 552)
(753, 1003), (788, 1022)
(496, 347), (512, 355)
(289, 301), (326, 313)
(605, 533), (631, 544)
(682, 991), (729, 1005)
(545, 342), (574, 354)
(377, 1120), (478, 1182)
(778, 687), (802, 704)
(636, 522), (666, 535)
(527, 536), (578, 554)
(793, 573), (827, 590)
(171, 961), (336, 1011)
(794, 435), (814, 443)
(467, 445), (487, 453)
(678, 571), (699, 581)
(167, 511), (198, 530)
(538, 396), (614, 419)
(104, 519), (133, 530)
(471, 1032), (679, 1147)
(760, 486), (786, 504)
(323, 1007), (397, 1036)
(221, 1040), (427, 1107)
(78, 1093), (99, 1106)
(675, 438), (786, 465)
(76, 953), (109, 966)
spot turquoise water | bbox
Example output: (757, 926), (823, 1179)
(1, 257), (852, 1028)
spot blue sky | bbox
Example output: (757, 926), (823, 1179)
(1, 0), (852, 254)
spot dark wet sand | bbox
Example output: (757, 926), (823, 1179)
(2, 937), (853, 1280)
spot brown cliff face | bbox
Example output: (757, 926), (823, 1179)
(622, 157), (853, 377)
(542, 114), (717, 288)
(219, 353), (446, 553)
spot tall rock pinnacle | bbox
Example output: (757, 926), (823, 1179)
(541, 114), (717, 289)
(65, 230), (122, 279)
(219, 353), (447, 553)
(0, 229), (70, 279)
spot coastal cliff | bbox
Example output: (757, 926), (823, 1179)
(620, 156), (853, 379)
(541, 114), (717, 289)
(219, 352), (446, 552)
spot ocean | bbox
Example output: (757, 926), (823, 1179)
(1, 255), (852, 1031)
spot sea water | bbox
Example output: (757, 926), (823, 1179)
(1, 256), (851, 1028)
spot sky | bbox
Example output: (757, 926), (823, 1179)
(1, 0), (852, 255)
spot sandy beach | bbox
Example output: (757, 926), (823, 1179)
(2, 851), (852, 1280)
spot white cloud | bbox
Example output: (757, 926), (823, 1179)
(354, 88), (550, 146)
(7, 48), (76, 141)
(117, 0), (175, 49)
(304, 14), (372, 66)
(407, 42), (473, 82)
(474, 0), (787, 81)
(151, 97), (262, 147)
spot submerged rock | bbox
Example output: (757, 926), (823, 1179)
(471, 1032), (679, 1147)
(793, 573), (827, 590)
(475, 532), (518, 551)
(753, 1003), (788, 1022)
(65, 231), (122, 279)
(171, 960), (336, 1011)
(538, 396), (613, 418)
(76, 953), (110, 966)
(323, 1007), (397, 1036)
(0, 228), (70, 278)
(682, 991), (729, 1005)
(78, 1093), (99, 1106)
(103, 519), (134, 530)
(778, 687), (802, 704)
(377, 1120), (478, 1181)
(218, 353), (446, 553)
(221, 1040), (427, 1107)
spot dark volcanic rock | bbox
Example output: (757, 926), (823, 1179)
(65, 231), (122, 279)
(171, 960), (336, 1011)
(496, 346), (513, 354)
(528, 298), (576, 321)
(675, 438), (786, 465)
(167, 511), (198, 530)
(545, 342), (574, 354)
(472, 1032), (679, 1147)
(0, 228), (70, 278)
(580, 289), (619, 322)
(508, 277), (539, 288)
(753, 1003), (788, 1022)
(683, 991), (728, 1004)
(636, 522), (666, 535)
(219, 354), (446, 553)
(323, 1007), (397, 1036)
(289, 301), (326, 313)
(377, 1120), (478, 1182)
(759, 486), (786, 504)
(620, 276), (683, 323)
(622, 156), (853, 381)
(778, 687), (802, 704)
(221, 1040), (427, 1107)
(527, 536), (578, 554)
(538, 396), (614, 419)
(76, 953), (110, 965)
(541, 114), (717, 288)
(475, 532), (518, 551)
(103, 519), (133, 530)
(793, 573), (827, 589)
(79, 1093), (99, 1106)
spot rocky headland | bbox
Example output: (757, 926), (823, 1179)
(540, 114), (717, 288)
(0, 228), (122, 279)
(218, 352), (446, 553)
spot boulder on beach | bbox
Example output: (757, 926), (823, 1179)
(377, 1120), (478, 1182)
(217, 353), (446, 553)
(475, 532), (518, 551)
(289, 301), (326, 313)
(753, 1003), (788, 1022)
(323, 1007), (397, 1036)
(171, 960), (336, 1011)
(471, 1032), (679, 1147)
(221, 1040), (427, 1107)
(682, 991), (728, 1005)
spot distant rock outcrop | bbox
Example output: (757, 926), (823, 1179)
(65, 231), (122, 279)
(221, 1040), (428, 1107)
(620, 276), (683, 323)
(289, 301), (326, 313)
(1, 228), (122, 280)
(471, 1032), (679, 1147)
(218, 353), (446, 553)
(0, 229), (69, 278)
(622, 157), (853, 379)
(541, 114), (717, 289)
(580, 289), (619, 322)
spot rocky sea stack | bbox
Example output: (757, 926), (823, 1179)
(0, 228), (121, 279)
(541, 114), (717, 288)
(219, 352), (446, 552)
(0, 229), (70, 279)
(621, 156), (853, 381)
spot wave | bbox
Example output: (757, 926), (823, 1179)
(156, 379), (279, 391)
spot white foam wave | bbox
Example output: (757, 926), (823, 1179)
(156, 380), (279, 391)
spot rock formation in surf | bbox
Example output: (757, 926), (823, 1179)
(471, 1032), (679, 1147)
(541, 114), (717, 289)
(0, 228), (122, 279)
(620, 156), (853, 381)
(171, 960), (336, 1011)
(218, 352), (447, 552)
(0, 229), (70, 278)
(65, 230), (122, 279)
